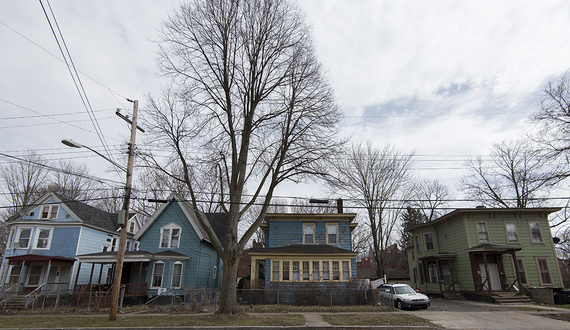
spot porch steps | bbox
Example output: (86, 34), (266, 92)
(2, 295), (28, 310)
(492, 292), (532, 305)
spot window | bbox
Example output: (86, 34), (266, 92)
(8, 266), (21, 284)
(424, 233), (434, 251)
(105, 267), (113, 284)
(303, 224), (315, 244)
(292, 261), (300, 281)
(418, 263), (424, 284)
(342, 261), (350, 280)
(160, 224), (181, 248)
(272, 261), (279, 281)
(476, 222), (489, 243)
(322, 261), (329, 280)
(529, 221), (543, 244)
(326, 224), (338, 244)
(40, 205), (59, 219)
(213, 266), (217, 279)
(414, 235), (421, 253)
(34, 228), (52, 249)
(128, 221), (136, 233)
(102, 245), (110, 252)
(505, 222), (519, 244)
(332, 261), (340, 280)
(516, 258), (527, 284)
(134, 242), (140, 251)
(411, 250), (415, 260)
(171, 263), (182, 288)
(536, 258), (552, 285)
(282, 261), (290, 281)
(16, 228), (32, 249)
(27, 265), (42, 286)
(312, 261), (319, 281)
(303, 261), (310, 281)
(152, 261), (164, 288)
(426, 261), (438, 283)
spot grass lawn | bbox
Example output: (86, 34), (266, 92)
(323, 313), (434, 327)
(0, 314), (305, 328)
(240, 304), (392, 313)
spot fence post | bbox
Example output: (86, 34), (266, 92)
(330, 289), (333, 311)
(277, 290), (280, 309)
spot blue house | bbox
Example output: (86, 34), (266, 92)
(0, 192), (138, 294)
(75, 193), (228, 298)
(247, 212), (358, 293)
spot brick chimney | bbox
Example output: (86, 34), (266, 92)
(337, 198), (343, 213)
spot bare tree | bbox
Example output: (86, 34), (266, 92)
(327, 142), (416, 278)
(42, 160), (101, 202)
(532, 70), (570, 162)
(141, 0), (342, 314)
(414, 179), (450, 221)
(460, 139), (565, 208)
(0, 150), (49, 217)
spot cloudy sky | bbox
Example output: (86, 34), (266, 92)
(2, 0), (570, 211)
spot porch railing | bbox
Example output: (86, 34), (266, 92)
(25, 283), (45, 310)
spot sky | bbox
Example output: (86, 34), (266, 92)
(2, 0), (570, 218)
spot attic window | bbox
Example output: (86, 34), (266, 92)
(39, 205), (58, 219)
(160, 224), (181, 249)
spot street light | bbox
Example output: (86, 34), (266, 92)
(62, 100), (139, 321)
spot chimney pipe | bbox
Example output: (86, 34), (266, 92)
(337, 198), (343, 214)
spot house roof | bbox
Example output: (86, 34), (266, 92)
(406, 207), (562, 231)
(133, 193), (229, 245)
(263, 213), (357, 222)
(248, 244), (357, 255)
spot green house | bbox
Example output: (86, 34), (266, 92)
(406, 208), (564, 299)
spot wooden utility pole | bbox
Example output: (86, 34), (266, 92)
(109, 99), (138, 321)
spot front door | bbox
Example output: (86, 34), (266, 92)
(480, 263), (501, 291)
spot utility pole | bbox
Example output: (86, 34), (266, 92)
(109, 99), (139, 321)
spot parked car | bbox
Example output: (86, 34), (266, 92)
(378, 283), (430, 309)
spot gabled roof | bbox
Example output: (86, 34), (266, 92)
(134, 193), (228, 244)
(406, 207), (561, 231)
(248, 244), (357, 255)
(8, 192), (123, 233)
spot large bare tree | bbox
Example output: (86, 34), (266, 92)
(327, 142), (416, 278)
(141, 0), (342, 314)
(460, 139), (565, 208)
(0, 150), (49, 217)
(413, 179), (450, 221)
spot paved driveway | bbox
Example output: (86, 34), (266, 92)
(402, 299), (570, 329)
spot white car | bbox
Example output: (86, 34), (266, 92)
(378, 283), (430, 309)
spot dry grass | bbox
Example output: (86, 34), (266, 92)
(323, 313), (435, 327)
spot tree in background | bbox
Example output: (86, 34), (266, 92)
(413, 179), (450, 221)
(141, 0), (343, 314)
(41, 160), (102, 202)
(327, 142), (416, 279)
(459, 139), (565, 208)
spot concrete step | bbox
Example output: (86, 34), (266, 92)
(494, 295), (532, 305)
(444, 292), (465, 300)
(2, 295), (28, 309)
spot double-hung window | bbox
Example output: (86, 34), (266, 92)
(536, 258), (552, 285)
(40, 205), (59, 219)
(16, 228), (32, 249)
(528, 221), (543, 244)
(152, 261), (164, 288)
(282, 261), (290, 281)
(292, 261), (300, 281)
(414, 235), (421, 253)
(516, 258), (527, 284)
(302, 261), (310, 280)
(171, 262), (183, 288)
(476, 222), (489, 243)
(332, 261), (340, 280)
(272, 261), (279, 281)
(322, 261), (329, 280)
(303, 224), (315, 244)
(342, 261), (350, 280)
(312, 261), (319, 281)
(424, 233), (434, 251)
(160, 224), (181, 248)
(505, 221), (519, 244)
(34, 228), (53, 249)
(326, 224), (338, 244)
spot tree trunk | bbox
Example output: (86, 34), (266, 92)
(217, 250), (240, 314)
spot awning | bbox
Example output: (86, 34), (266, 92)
(75, 250), (190, 263)
(7, 254), (76, 266)
(418, 253), (457, 261)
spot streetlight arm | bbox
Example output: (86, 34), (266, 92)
(61, 139), (127, 172)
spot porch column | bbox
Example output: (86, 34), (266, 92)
(436, 259), (443, 293)
(250, 257), (257, 288)
(44, 260), (52, 289)
(137, 262), (143, 295)
(510, 251), (520, 289)
(482, 252), (492, 294)
(97, 264), (104, 284)
(73, 262), (82, 291)
(88, 263), (95, 287)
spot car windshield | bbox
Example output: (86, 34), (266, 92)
(394, 286), (416, 294)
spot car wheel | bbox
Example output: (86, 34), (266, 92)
(422, 306), (428, 309)
(396, 300), (402, 309)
